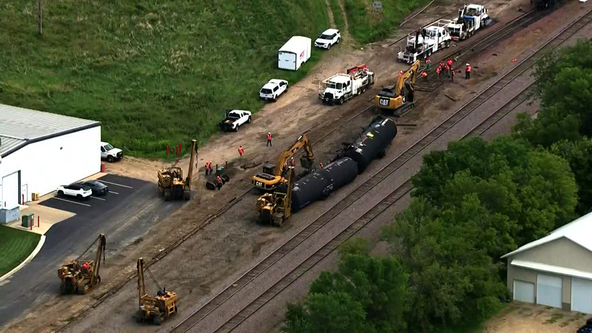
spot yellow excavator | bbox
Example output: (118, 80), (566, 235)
(257, 166), (295, 226)
(136, 258), (178, 325)
(58, 234), (106, 294)
(374, 60), (420, 114)
(157, 139), (197, 201)
(251, 134), (314, 191)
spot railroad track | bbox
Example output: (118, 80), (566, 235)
(171, 7), (592, 333)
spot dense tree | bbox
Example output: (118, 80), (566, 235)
(382, 199), (506, 331)
(551, 137), (592, 214)
(282, 253), (409, 333)
(514, 41), (592, 147)
(412, 137), (577, 244)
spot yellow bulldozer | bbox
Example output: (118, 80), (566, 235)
(58, 233), (106, 295)
(374, 60), (420, 115)
(251, 134), (314, 191)
(257, 166), (295, 226)
(136, 258), (178, 325)
(157, 139), (197, 201)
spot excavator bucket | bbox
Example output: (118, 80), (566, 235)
(300, 156), (313, 169)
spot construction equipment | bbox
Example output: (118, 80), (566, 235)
(397, 23), (451, 64)
(374, 60), (420, 116)
(257, 166), (295, 226)
(136, 258), (178, 325)
(446, 4), (490, 41)
(157, 139), (197, 201)
(57, 234), (106, 295)
(251, 134), (314, 191)
(319, 64), (375, 105)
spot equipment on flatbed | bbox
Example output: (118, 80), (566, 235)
(374, 60), (420, 116)
(319, 64), (375, 104)
(445, 4), (490, 41)
(257, 166), (295, 226)
(136, 258), (178, 325)
(398, 23), (451, 64)
(58, 234), (106, 294)
(157, 139), (197, 201)
(252, 134), (314, 191)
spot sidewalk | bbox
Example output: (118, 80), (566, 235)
(5, 198), (75, 235)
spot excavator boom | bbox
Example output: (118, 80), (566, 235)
(252, 134), (314, 191)
(374, 60), (420, 112)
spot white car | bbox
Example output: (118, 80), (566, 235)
(259, 79), (288, 102)
(57, 184), (92, 199)
(101, 142), (123, 162)
(219, 110), (252, 132)
(314, 29), (341, 49)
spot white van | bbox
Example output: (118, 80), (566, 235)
(278, 36), (311, 71)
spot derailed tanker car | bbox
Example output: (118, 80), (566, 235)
(291, 116), (397, 212)
(292, 157), (358, 212)
(344, 116), (398, 173)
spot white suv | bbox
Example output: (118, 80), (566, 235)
(57, 184), (92, 199)
(314, 29), (341, 49)
(259, 79), (288, 102)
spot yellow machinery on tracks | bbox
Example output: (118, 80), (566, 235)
(256, 166), (295, 226)
(157, 139), (197, 201)
(136, 258), (178, 325)
(57, 234), (106, 294)
(374, 60), (420, 116)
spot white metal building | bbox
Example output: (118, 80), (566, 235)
(0, 104), (101, 209)
(502, 212), (592, 314)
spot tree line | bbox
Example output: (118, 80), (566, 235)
(282, 41), (592, 332)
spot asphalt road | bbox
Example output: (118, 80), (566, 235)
(0, 174), (182, 326)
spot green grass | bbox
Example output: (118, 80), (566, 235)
(329, 0), (347, 32)
(0, 1), (329, 159)
(0, 226), (41, 276)
(343, 0), (432, 44)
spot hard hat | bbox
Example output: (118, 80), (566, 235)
(466, 63), (470, 66)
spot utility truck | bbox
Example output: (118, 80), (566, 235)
(319, 64), (375, 105)
(446, 4), (490, 41)
(397, 24), (451, 64)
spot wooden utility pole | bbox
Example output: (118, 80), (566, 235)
(38, 0), (42, 35)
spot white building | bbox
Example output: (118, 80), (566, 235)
(502, 212), (592, 314)
(0, 104), (101, 211)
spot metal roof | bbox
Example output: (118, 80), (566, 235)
(502, 212), (592, 259)
(0, 104), (100, 157)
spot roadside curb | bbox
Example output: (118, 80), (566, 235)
(0, 234), (46, 283)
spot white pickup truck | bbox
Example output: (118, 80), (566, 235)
(101, 142), (123, 162)
(398, 24), (451, 64)
(219, 110), (252, 132)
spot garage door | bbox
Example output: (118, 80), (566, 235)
(2, 172), (19, 209)
(537, 274), (562, 308)
(514, 280), (535, 303)
(572, 278), (592, 313)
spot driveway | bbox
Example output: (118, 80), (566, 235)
(0, 174), (182, 326)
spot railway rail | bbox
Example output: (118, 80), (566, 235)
(171, 7), (592, 333)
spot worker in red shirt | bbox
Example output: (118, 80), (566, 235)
(425, 57), (431, 71)
(238, 145), (244, 157)
(216, 175), (223, 190)
(266, 132), (272, 147)
(465, 63), (472, 80)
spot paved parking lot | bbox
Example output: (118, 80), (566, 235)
(40, 174), (146, 216)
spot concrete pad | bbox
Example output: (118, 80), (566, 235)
(5, 201), (75, 235)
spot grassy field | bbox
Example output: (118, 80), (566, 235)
(329, 0), (347, 32)
(0, 1), (329, 158)
(343, 0), (432, 44)
(0, 226), (41, 276)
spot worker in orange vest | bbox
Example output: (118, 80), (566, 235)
(204, 162), (209, 176)
(289, 157), (296, 167)
(238, 145), (244, 157)
(266, 132), (272, 147)
(425, 57), (431, 71)
(216, 175), (223, 190)
(421, 71), (428, 81)
(447, 58), (453, 67)
(436, 66), (442, 80)
(444, 64), (450, 79)
(82, 261), (90, 272)
(439, 60), (445, 69)
(398, 70), (403, 78)
(450, 66), (455, 82)
(465, 63), (472, 80)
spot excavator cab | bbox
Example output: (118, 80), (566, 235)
(257, 167), (295, 226)
(374, 60), (420, 115)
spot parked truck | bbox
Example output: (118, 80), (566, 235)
(445, 4), (490, 41)
(319, 64), (375, 105)
(397, 23), (451, 64)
